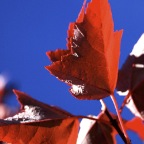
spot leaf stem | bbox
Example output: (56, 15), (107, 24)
(105, 109), (127, 143)
(119, 91), (131, 113)
(100, 99), (128, 143)
(110, 94), (131, 144)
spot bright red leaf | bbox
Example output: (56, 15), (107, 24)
(0, 118), (79, 144)
(0, 90), (79, 144)
(125, 117), (144, 141)
(46, 0), (123, 100)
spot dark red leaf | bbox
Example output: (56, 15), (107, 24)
(0, 90), (79, 144)
(123, 81), (144, 120)
(46, 0), (123, 100)
(125, 66), (144, 120)
(117, 33), (144, 92)
(77, 101), (137, 144)
(77, 117), (115, 144)
(131, 81), (144, 118)
(116, 33), (144, 119)
(77, 106), (120, 144)
(117, 54), (144, 119)
(117, 55), (144, 92)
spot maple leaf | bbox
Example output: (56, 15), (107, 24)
(13, 90), (73, 119)
(76, 101), (130, 144)
(77, 115), (115, 144)
(124, 81), (144, 120)
(0, 90), (79, 144)
(117, 34), (144, 120)
(117, 33), (144, 93)
(117, 55), (144, 93)
(46, 0), (123, 100)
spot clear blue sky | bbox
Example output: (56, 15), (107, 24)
(0, 0), (144, 143)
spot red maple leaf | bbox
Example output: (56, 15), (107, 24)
(0, 90), (79, 144)
(46, 0), (123, 100)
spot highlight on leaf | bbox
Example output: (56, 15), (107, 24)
(46, 0), (123, 100)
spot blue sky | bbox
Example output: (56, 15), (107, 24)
(0, 0), (144, 143)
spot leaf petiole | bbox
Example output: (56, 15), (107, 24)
(119, 91), (132, 114)
(110, 94), (131, 144)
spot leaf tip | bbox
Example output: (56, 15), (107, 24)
(13, 89), (20, 95)
(76, 0), (87, 23)
(45, 65), (50, 71)
(46, 51), (50, 57)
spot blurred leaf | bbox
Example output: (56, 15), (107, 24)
(0, 104), (11, 119)
(0, 74), (8, 102)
